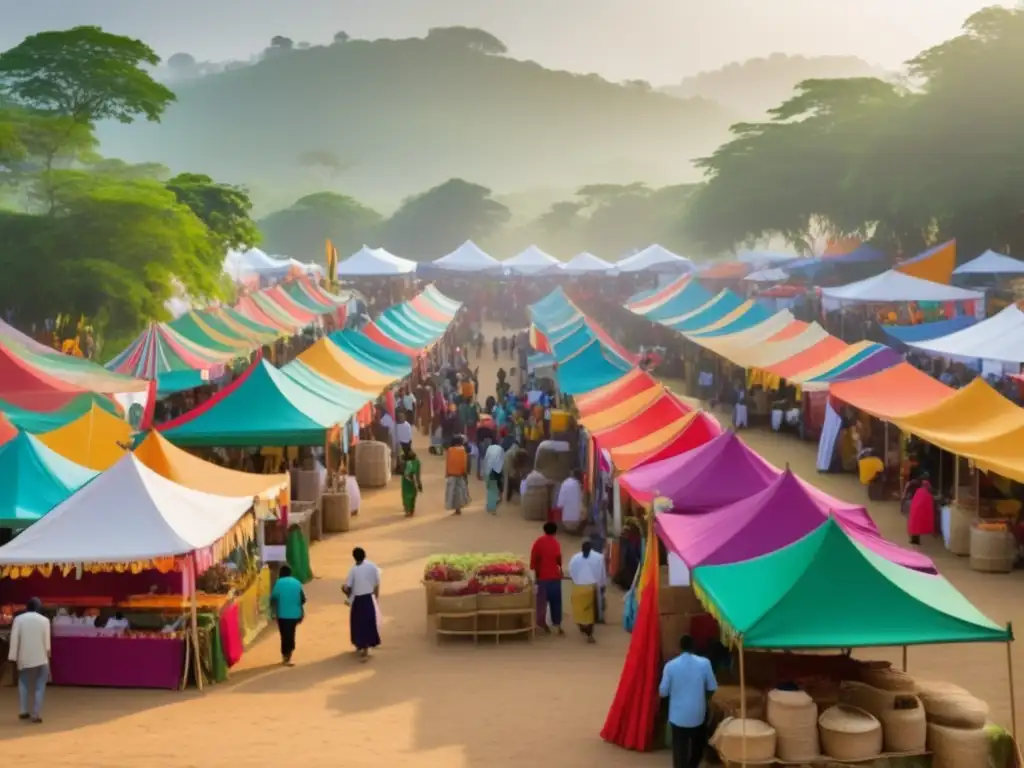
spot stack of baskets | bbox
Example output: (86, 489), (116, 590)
(839, 681), (926, 753)
(818, 704), (882, 762)
(521, 483), (551, 521)
(969, 522), (1016, 573)
(947, 501), (974, 555)
(918, 680), (989, 768)
(710, 717), (777, 764)
(321, 488), (350, 533)
(766, 689), (819, 762)
(354, 441), (391, 488)
(433, 593), (477, 633)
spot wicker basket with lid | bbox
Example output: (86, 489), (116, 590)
(765, 688), (818, 762)
(818, 704), (882, 761)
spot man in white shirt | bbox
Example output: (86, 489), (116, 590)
(9, 597), (51, 723)
(395, 410), (414, 462)
(555, 470), (584, 529)
(567, 542), (605, 643)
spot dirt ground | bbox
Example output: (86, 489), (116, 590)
(1, 323), (1021, 767)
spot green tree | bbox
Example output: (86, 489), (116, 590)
(259, 191), (383, 262)
(166, 172), (261, 252)
(425, 27), (507, 54)
(381, 179), (511, 260)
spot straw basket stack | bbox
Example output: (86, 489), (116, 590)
(712, 686), (765, 721)
(947, 502), (974, 555)
(818, 705), (882, 762)
(838, 680), (900, 718)
(766, 689), (819, 762)
(521, 484), (551, 521)
(878, 695), (927, 752)
(916, 680), (989, 728)
(321, 489), (350, 533)
(927, 721), (988, 768)
(354, 441), (390, 488)
(710, 717), (777, 764)
(969, 523), (1016, 573)
(434, 593), (476, 633)
(859, 665), (917, 693)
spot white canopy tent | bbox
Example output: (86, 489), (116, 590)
(744, 267), (790, 283)
(224, 248), (320, 282)
(336, 245), (417, 277)
(428, 240), (502, 274)
(953, 250), (1024, 276)
(615, 245), (694, 274)
(551, 252), (616, 275)
(0, 455), (254, 565)
(908, 304), (1024, 364)
(736, 250), (798, 267)
(503, 245), (560, 275)
(821, 270), (985, 307)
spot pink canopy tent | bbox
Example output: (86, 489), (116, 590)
(655, 470), (935, 573)
(619, 431), (864, 517)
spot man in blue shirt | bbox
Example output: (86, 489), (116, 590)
(659, 634), (718, 768)
(270, 565), (306, 666)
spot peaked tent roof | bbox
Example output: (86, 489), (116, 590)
(592, 393), (693, 450)
(954, 249), (1024, 276)
(882, 316), (976, 344)
(579, 381), (665, 433)
(609, 410), (721, 472)
(553, 252), (615, 275)
(895, 240), (956, 285)
(576, 369), (659, 418)
(36, 403), (132, 471)
(616, 245), (694, 274)
(428, 241), (502, 273)
(503, 246), (560, 275)
(555, 340), (632, 395)
(0, 432), (98, 528)
(328, 329), (412, 375)
(337, 246), (418, 277)
(0, 454), (255, 565)
(0, 413), (15, 446)
(657, 470), (932, 572)
(830, 363), (954, 421)
(745, 267), (789, 283)
(291, 337), (400, 392)
(693, 518), (1009, 648)
(906, 303), (1024, 364)
(159, 358), (352, 447)
(821, 270), (984, 304)
(134, 431), (287, 500)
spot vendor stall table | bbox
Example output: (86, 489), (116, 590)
(433, 594), (536, 645)
(50, 634), (185, 690)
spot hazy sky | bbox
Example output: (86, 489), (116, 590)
(0, 0), (1003, 83)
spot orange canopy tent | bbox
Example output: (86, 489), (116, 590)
(579, 385), (666, 433)
(592, 394), (693, 450)
(609, 411), (721, 472)
(829, 363), (954, 421)
(576, 369), (659, 418)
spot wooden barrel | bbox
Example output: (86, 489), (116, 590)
(322, 490), (351, 533)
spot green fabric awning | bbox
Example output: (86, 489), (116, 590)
(0, 432), (98, 527)
(694, 517), (1010, 648)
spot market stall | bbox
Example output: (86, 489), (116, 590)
(0, 454), (269, 690)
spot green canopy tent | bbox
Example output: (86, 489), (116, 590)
(692, 517), (1015, 735)
(0, 432), (98, 527)
(158, 359), (356, 447)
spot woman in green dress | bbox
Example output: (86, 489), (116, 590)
(402, 449), (423, 517)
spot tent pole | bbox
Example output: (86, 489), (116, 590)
(938, 448), (943, 497)
(901, 645), (907, 672)
(1008, 636), (1017, 739)
(739, 637), (747, 764)
(954, 457), (960, 504)
(190, 557), (203, 692)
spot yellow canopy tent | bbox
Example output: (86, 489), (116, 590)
(297, 338), (399, 392)
(579, 385), (663, 433)
(134, 431), (289, 502)
(36, 403), (131, 470)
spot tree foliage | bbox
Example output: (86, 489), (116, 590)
(259, 192), (383, 262)
(685, 6), (1024, 258)
(426, 27), (507, 55)
(166, 172), (261, 251)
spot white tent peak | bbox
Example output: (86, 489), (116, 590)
(430, 241), (502, 272)
(954, 250), (1024, 276)
(908, 303), (1024, 364)
(554, 252), (615, 275)
(337, 246), (417, 277)
(504, 245), (560, 275)
(0, 454), (254, 565)
(616, 245), (694, 274)
(821, 270), (985, 304)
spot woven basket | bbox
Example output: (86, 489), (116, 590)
(818, 705), (882, 761)
(859, 665), (917, 692)
(927, 721), (988, 768)
(711, 717), (777, 764)
(838, 680), (899, 719)
(916, 679), (988, 728)
(477, 591), (532, 611)
(969, 524), (1016, 573)
(766, 689), (819, 762)
(354, 441), (390, 489)
(422, 581), (446, 616)
(521, 484), (551, 521)
(712, 686), (765, 721)
(434, 594), (477, 614)
(535, 445), (573, 482)
(948, 503), (973, 556)
(879, 695), (926, 753)
(321, 491), (350, 533)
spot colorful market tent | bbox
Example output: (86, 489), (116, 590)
(551, 252), (615, 275)
(591, 392), (693, 451)
(576, 369), (661, 420)
(895, 240), (956, 285)
(615, 245), (694, 274)
(502, 246), (560, 276)
(0, 413), (14, 446)
(0, 318), (59, 356)
(328, 329), (412, 375)
(656, 469), (933, 572)
(786, 244), (887, 275)
(904, 303), (1024, 364)
(0, 342), (118, 412)
(625, 275), (691, 313)
(0, 432), (98, 528)
(830, 363), (954, 421)
(786, 343), (903, 390)
(0, 454), (255, 567)
(134, 431), (287, 501)
(609, 410), (721, 472)
(954, 250), (1024, 276)
(820, 270), (984, 305)
(36, 403), (133, 471)
(578, 380), (666, 433)
(638, 279), (713, 323)
(105, 323), (231, 395)
(693, 518), (1009, 648)
(159, 358), (352, 447)
(262, 286), (321, 327)
(554, 339), (633, 395)
(745, 267), (789, 283)
(337, 246), (417, 277)
(881, 316), (977, 345)
(290, 338), (401, 393)
(0, 394), (118, 434)
(425, 240), (502, 274)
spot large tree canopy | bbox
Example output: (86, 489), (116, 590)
(259, 192), (383, 262)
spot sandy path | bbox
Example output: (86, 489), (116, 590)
(1, 329), (1020, 766)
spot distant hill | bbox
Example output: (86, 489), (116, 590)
(96, 32), (737, 207)
(663, 53), (887, 117)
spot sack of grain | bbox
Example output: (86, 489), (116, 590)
(766, 689), (819, 761)
(927, 721), (988, 768)
(878, 694), (926, 753)
(818, 705), (882, 762)
(710, 717), (777, 764)
(916, 680), (988, 729)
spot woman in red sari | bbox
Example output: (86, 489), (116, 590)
(907, 474), (936, 545)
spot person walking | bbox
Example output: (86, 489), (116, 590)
(907, 473), (936, 545)
(659, 635), (718, 768)
(343, 547), (381, 662)
(8, 597), (50, 723)
(530, 522), (564, 635)
(482, 441), (505, 515)
(270, 565), (306, 666)
(401, 449), (423, 517)
(567, 541), (605, 643)
(444, 435), (471, 515)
